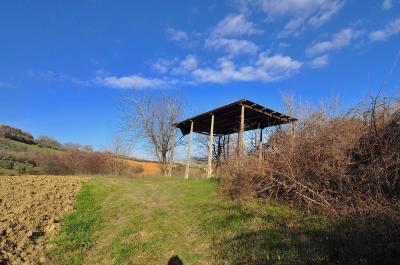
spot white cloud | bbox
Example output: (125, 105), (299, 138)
(254, 0), (344, 36)
(95, 75), (165, 89)
(309, 55), (329, 68)
(172, 55), (198, 74)
(308, 1), (344, 27)
(25, 70), (90, 86)
(152, 58), (177, 74)
(152, 55), (198, 75)
(166, 26), (188, 42)
(258, 0), (341, 19)
(192, 54), (301, 83)
(382, 0), (393, 10)
(205, 38), (259, 56)
(211, 14), (262, 37)
(306, 28), (362, 56)
(370, 18), (400, 41)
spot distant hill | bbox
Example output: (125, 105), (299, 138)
(0, 136), (62, 175)
(0, 124), (161, 176)
(0, 124), (210, 177)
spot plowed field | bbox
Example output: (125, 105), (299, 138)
(0, 176), (86, 264)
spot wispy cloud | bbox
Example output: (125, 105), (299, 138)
(95, 75), (166, 89)
(211, 14), (262, 37)
(152, 55), (198, 75)
(0, 81), (12, 88)
(172, 55), (198, 75)
(26, 69), (169, 89)
(166, 26), (188, 42)
(152, 58), (177, 74)
(309, 55), (329, 68)
(25, 70), (90, 86)
(192, 53), (301, 84)
(382, 0), (393, 10)
(247, 0), (344, 37)
(369, 17), (400, 41)
(205, 38), (259, 57)
(205, 14), (261, 58)
(306, 28), (362, 56)
(308, 1), (344, 27)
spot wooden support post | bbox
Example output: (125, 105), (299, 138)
(239, 104), (245, 158)
(184, 121), (193, 179)
(168, 145), (174, 177)
(207, 114), (214, 178)
(167, 129), (176, 177)
(226, 134), (230, 159)
(259, 127), (263, 161)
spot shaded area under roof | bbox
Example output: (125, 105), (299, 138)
(175, 99), (297, 136)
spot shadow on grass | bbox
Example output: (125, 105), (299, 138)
(200, 202), (400, 265)
(167, 255), (184, 265)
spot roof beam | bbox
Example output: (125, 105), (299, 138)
(243, 103), (293, 123)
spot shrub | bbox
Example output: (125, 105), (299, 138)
(132, 164), (144, 174)
(36, 150), (111, 175)
(37, 136), (65, 150)
(0, 125), (36, 144)
(219, 96), (400, 218)
(0, 138), (28, 151)
(0, 156), (14, 169)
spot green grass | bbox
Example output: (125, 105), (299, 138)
(0, 167), (17, 175)
(0, 137), (61, 154)
(49, 176), (399, 265)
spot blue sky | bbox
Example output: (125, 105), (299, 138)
(1, 0), (400, 159)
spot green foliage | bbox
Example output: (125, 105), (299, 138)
(0, 153), (36, 174)
(0, 156), (14, 169)
(0, 137), (28, 151)
(13, 161), (35, 174)
(37, 136), (65, 150)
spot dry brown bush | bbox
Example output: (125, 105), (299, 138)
(219, 96), (400, 218)
(36, 150), (109, 175)
(36, 150), (145, 176)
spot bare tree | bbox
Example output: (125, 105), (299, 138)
(122, 93), (183, 176)
(106, 135), (132, 176)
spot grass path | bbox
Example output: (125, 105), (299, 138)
(50, 176), (395, 265)
(51, 177), (219, 264)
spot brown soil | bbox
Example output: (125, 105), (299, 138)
(0, 175), (87, 265)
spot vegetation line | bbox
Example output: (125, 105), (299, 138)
(50, 178), (109, 265)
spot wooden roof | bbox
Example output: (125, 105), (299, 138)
(175, 99), (297, 136)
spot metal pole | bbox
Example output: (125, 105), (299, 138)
(184, 121), (193, 179)
(207, 114), (214, 178)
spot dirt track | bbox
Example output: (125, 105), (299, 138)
(0, 175), (87, 265)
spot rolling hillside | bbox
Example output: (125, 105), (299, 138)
(0, 124), (163, 176)
(0, 136), (165, 176)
